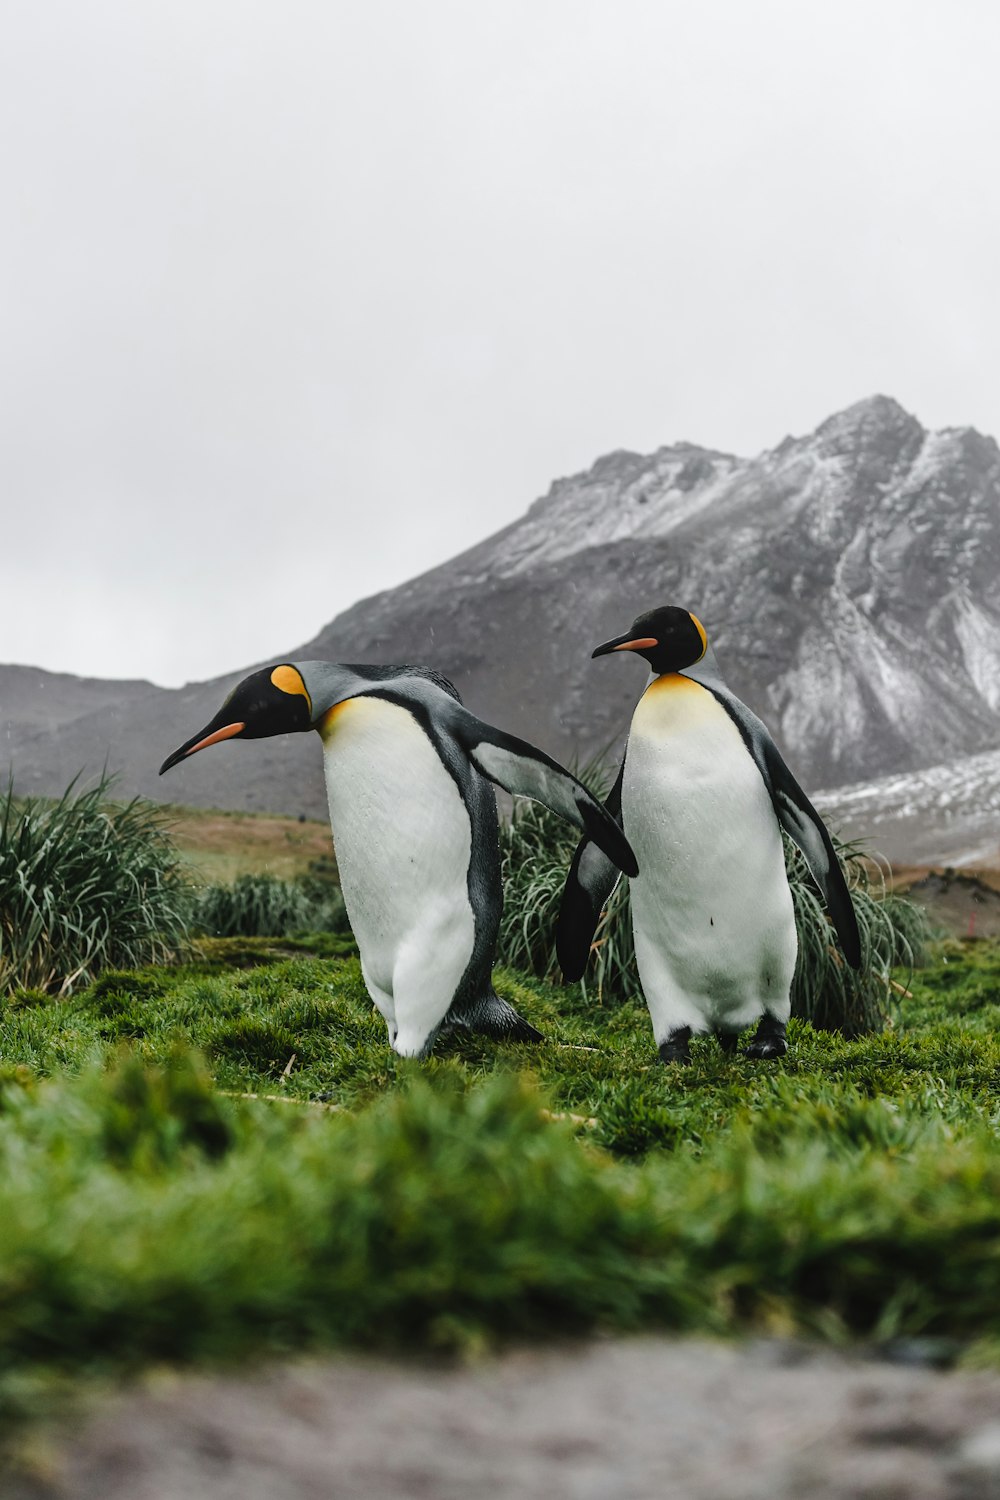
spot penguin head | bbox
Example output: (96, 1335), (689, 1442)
(159, 663), (315, 775)
(592, 606), (708, 675)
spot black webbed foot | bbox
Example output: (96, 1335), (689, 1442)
(657, 1027), (692, 1065)
(443, 994), (543, 1045)
(715, 1029), (740, 1055)
(744, 1015), (788, 1060)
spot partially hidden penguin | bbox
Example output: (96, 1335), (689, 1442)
(556, 605), (861, 1063)
(160, 661), (638, 1058)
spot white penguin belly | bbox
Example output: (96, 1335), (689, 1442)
(623, 675), (796, 1036)
(320, 696), (476, 1049)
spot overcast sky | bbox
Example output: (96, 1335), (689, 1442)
(3, 1), (999, 686)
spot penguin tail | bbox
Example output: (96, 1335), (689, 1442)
(446, 993), (543, 1044)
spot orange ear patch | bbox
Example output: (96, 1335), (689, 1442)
(270, 664), (312, 714)
(689, 614), (708, 660)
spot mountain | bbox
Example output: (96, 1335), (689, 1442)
(4, 395), (1000, 856)
(814, 749), (1000, 868)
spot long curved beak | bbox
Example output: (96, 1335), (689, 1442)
(159, 720), (245, 776)
(591, 633), (659, 659)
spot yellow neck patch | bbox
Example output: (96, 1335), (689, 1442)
(646, 671), (704, 695)
(319, 700), (347, 741)
(270, 664), (312, 716)
(690, 613), (708, 661)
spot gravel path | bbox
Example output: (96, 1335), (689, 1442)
(8, 1338), (1000, 1499)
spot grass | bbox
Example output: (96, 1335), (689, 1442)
(0, 774), (191, 997)
(0, 776), (348, 993)
(192, 871), (347, 938)
(1, 932), (1000, 1413)
(0, 773), (994, 1432)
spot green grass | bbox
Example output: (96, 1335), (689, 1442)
(192, 871), (347, 938)
(1, 933), (1000, 1413)
(0, 774), (192, 997)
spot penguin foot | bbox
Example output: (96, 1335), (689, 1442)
(745, 1037), (787, 1059)
(657, 1028), (692, 1065)
(494, 1013), (544, 1044)
(744, 1016), (788, 1060)
(715, 1029), (740, 1055)
(443, 994), (543, 1045)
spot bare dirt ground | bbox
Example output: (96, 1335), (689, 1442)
(892, 865), (1000, 941)
(8, 1339), (1000, 1499)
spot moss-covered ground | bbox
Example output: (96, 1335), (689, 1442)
(1, 936), (999, 1421)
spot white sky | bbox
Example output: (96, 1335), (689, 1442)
(2, 0), (999, 686)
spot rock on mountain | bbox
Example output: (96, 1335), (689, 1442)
(4, 395), (1000, 850)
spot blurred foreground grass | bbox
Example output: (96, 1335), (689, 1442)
(1, 934), (999, 1423)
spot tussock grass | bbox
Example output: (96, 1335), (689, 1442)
(498, 775), (929, 1035)
(0, 774), (191, 997)
(192, 872), (346, 939)
(786, 840), (930, 1035)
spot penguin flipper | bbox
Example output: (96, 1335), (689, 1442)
(556, 761), (626, 983)
(452, 712), (638, 877)
(556, 837), (622, 983)
(763, 744), (862, 970)
(702, 683), (862, 970)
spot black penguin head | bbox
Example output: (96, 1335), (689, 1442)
(159, 664), (314, 775)
(592, 606), (708, 675)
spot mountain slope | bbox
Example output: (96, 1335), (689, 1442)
(299, 394), (1000, 787)
(4, 395), (1000, 850)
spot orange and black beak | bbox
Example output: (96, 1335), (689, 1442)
(591, 632), (659, 659)
(159, 714), (245, 775)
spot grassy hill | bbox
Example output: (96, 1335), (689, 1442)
(166, 803), (334, 883)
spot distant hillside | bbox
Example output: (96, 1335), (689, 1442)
(4, 395), (1000, 860)
(0, 665), (156, 738)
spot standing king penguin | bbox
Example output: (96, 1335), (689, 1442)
(557, 606), (860, 1062)
(161, 661), (637, 1058)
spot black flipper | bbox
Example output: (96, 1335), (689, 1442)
(694, 676), (862, 969)
(761, 737), (861, 969)
(449, 711), (638, 877)
(555, 759), (627, 983)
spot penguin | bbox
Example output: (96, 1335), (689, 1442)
(556, 606), (861, 1063)
(160, 660), (638, 1059)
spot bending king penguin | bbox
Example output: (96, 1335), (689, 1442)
(161, 660), (637, 1058)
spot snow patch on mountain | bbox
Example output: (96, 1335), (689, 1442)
(815, 748), (1000, 867)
